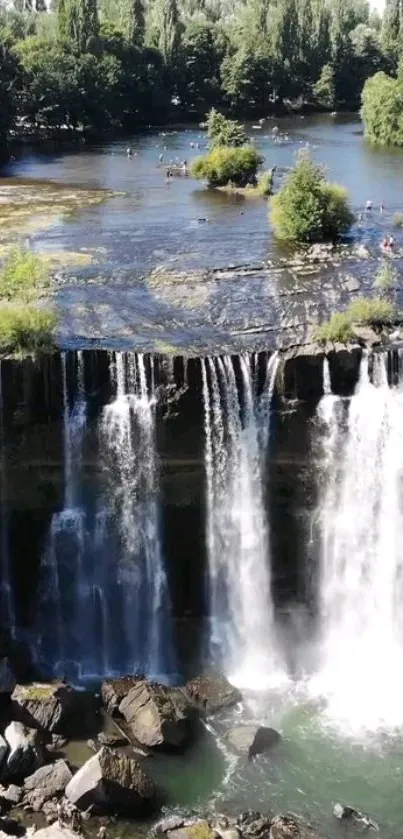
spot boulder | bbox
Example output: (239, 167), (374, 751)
(240, 816), (272, 837)
(97, 732), (128, 749)
(0, 661), (16, 696)
(227, 726), (281, 759)
(65, 746), (155, 813)
(154, 816), (185, 834)
(167, 821), (213, 839)
(11, 683), (97, 736)
(119, 681), (191, 749)
(0, 738), (8, 773)
(0, 785), (22, 806)
(100, 678), (140, 715)
(185, 675), (241, 714)
(333, 803), (378, 830)
(4, 722), (45, 780)
(24, 760), (72, 805)
(34, 825), (79, 839)
(269, 816), (323, 839)
(0, 815), (25, 836)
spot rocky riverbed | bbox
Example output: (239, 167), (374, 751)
(0, 660), (380, 839)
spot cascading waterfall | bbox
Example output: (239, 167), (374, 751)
(311, 351), (403, 732)
(100, 352), (173, 679)
(37, 352), (89, 677)
(36, 351), (173, 681)
(201, 352), (285, 689)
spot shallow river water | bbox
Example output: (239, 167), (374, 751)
(4, 113), (403, 353)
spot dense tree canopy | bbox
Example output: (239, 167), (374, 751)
(0, 0), (396, 149)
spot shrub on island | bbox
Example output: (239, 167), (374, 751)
(191, 146), (263, 188)
(270, 154), (354, 243)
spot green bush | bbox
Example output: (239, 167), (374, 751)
(0, 247), (50, 302)
(374, 261), (397, 291)
(0, 305), (57, 354)
(206, 108), (247, 148)
(313, 312), (353, 344)
(256, 170), (273, 196)
(314, 297), (396, 344)
(393, 213), (403, 227)
(347, 296), (395, 324)
(270, 155), (353, 243)
(191, 146), (263, 187)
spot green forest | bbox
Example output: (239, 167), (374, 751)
(0, 0), (402, 147)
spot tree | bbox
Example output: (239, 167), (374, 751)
(127, 0), (144, 46)
(206, 108), (247, 146)
(58, 0), (99, 51)
(270, 154), (353, 242)
(313, 63), (336, 109)
(381, 0), (401, 58)
(361, 70), (403, 145)
(178, 21), (223, 111)
(158, 0), (181, 64)
(191, 145), (263, 186)
(0, 28), (18, 145)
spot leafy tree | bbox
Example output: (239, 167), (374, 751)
(381, 0), (401, 58)
(178, 21), (223, 110)
(127, 0), (145, 46)
(270, 154), (353, 242)
(361, 71), (403, 145)
(58, 0), (99, 51)
(0, 28), (18, 144)
(191, 145), (263, 186)
(206, 108), (247, 146)
(158, 0), (181, 64)
(313, 63), (336, 109)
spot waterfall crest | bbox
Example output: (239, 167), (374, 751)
(311, 352), (403, 732)
(201, 353), (285, 689)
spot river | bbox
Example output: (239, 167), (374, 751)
(3, 113), (403, 353)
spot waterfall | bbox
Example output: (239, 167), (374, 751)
(36, 351), (173, 682)
(201, 352), (285, 689)
(311, 352), (403, 732)
(38, 352), (89, 678)
(0, 364), (15, 635)
(100, 352), (173, 679)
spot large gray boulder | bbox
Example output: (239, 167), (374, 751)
(185, 675), (241, 714)
(227, 726), (281, 759)
(65, 746), (155, 813)
(24, 759), (72, 807)
(100, 677), (139, 715)
(4, 722), (45, 780)
(11, 683), (97, 736)
(119, 681), (191, 749)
